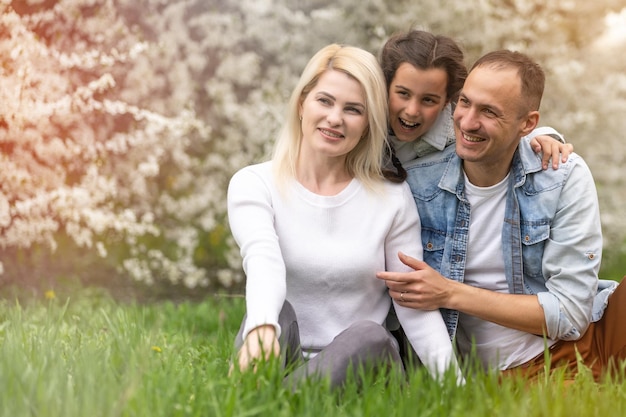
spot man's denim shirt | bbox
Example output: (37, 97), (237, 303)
(404, 137), (618, 342)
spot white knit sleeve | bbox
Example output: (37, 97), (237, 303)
(394, 303), (463, 383)
(227, 165), (286, 340)
(386, 183), (464, 383)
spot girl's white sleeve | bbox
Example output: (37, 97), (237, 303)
(227, 167), (286, 340)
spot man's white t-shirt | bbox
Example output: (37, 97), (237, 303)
(457, 172), (556, 371)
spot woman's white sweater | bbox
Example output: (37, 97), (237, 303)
(227, 161), (460, 379)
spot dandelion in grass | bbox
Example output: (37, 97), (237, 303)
(151, 346), (162, 353)
(44, 290), (56, 300)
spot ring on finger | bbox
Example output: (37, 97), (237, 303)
(400, 291), (406, 302)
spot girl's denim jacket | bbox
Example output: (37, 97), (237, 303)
(404, 136), (618, 342)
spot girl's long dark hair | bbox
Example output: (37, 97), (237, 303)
(382, 145), (407, 183)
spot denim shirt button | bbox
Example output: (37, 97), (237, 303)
(426, 242), (434, 250)
(588, 253), (595, 260)
(524, 235), (530, 242)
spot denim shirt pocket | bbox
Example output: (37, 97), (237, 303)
(520, 221), (550, 279)
(421, 228), (447, 269)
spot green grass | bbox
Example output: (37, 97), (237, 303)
(1, 289), (625, 417)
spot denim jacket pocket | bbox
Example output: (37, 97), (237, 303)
(421, 228), (446, 268)
(520, 221), (550, 279)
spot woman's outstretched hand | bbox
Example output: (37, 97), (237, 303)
(231, 324), (280, 374)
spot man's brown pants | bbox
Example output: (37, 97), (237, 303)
(504, 278), (626, 381)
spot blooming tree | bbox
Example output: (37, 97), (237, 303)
(2, 0), (625, 292)
(0, 1), (217, 290)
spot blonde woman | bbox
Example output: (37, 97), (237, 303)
(227, 44), (462, 388)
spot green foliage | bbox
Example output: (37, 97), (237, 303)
(1, 291), (625, 417)
(600, 244), (626, 282)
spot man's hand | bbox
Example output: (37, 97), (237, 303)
(232, 325), (280, 374)
(376, 252), (455, 310)
(378, 253), (547, 335)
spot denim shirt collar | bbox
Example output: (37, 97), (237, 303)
(440, 136), (546, 195)
(438, 150), (465, 199)
(420, 103), (454, 150)
(512, 136), (545, 185)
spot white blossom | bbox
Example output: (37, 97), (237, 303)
(2, 0), (625, 290)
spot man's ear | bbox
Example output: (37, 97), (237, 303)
(520, 110), (540, 136)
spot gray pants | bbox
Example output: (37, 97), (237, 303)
(235, 301), (404, 389)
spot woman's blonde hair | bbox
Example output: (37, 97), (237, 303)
(272, 44), (389, 191)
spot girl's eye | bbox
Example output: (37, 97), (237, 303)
(394, 90), (409, 98)
(346, 107), (363, 115)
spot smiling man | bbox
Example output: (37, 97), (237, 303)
(378, 50), (625, 381)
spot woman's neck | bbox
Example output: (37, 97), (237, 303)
(296, 156), (353, 196)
